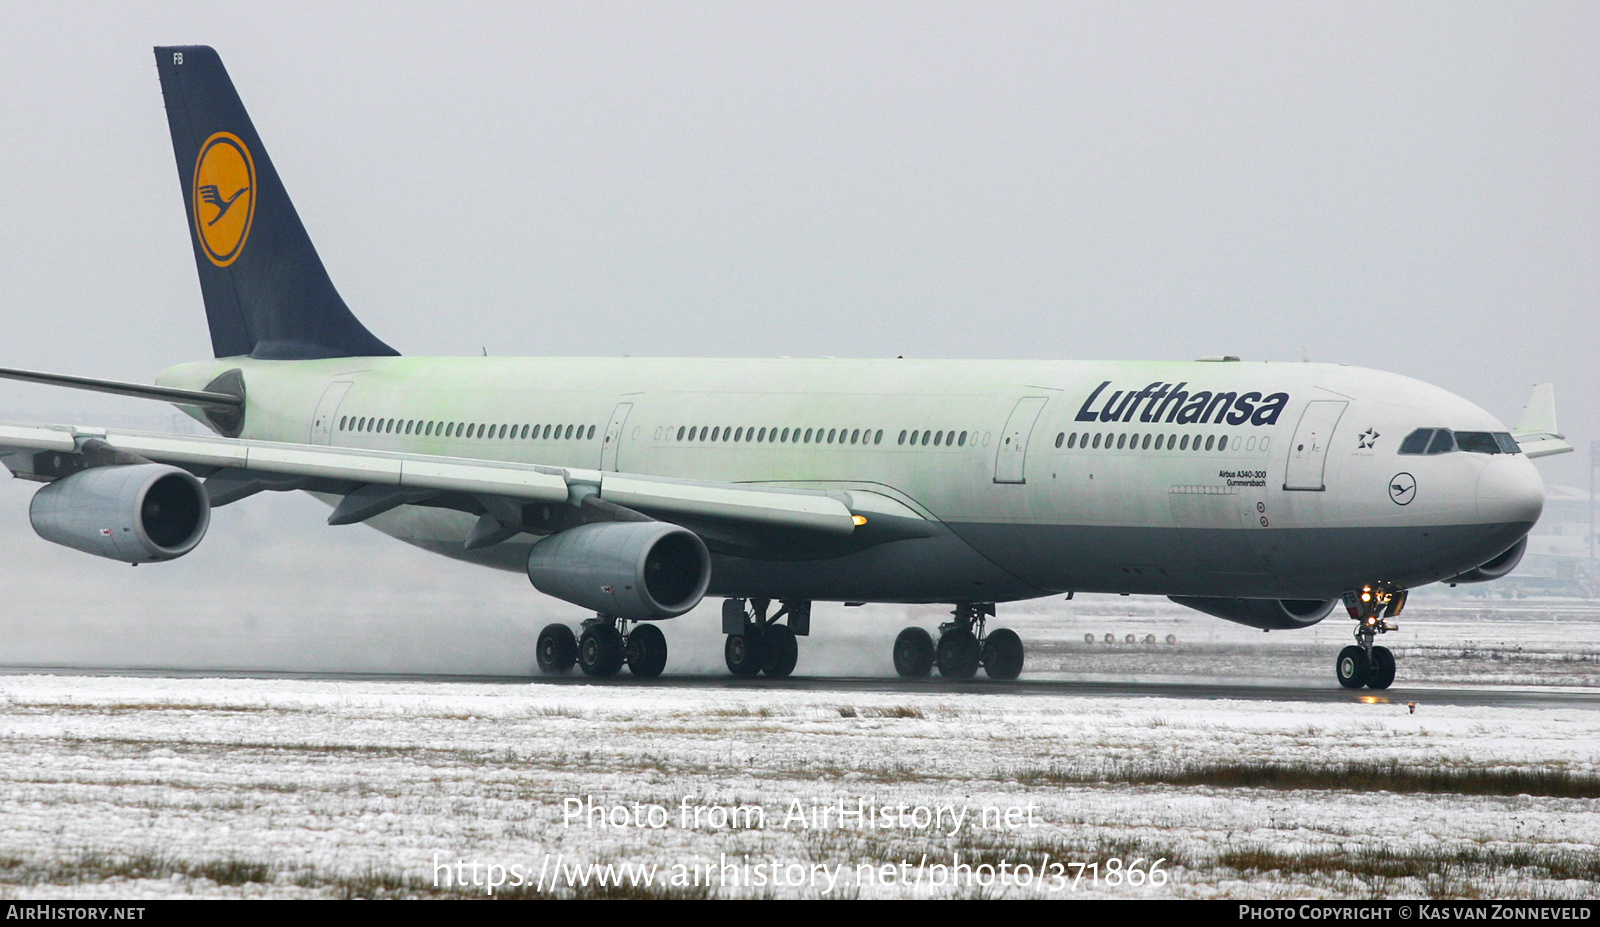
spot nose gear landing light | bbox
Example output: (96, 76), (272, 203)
(1336, 584), (1406, 690)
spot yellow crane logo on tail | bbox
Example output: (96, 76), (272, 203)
(191, 132), (256, 267)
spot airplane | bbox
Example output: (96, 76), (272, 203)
(0, 47), (1573, 690)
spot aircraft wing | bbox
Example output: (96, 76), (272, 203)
(0, 421), (863, 538)
(1511, 383), (1573, 460)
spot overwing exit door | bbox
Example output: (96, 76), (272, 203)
(601, 402), (633, 471)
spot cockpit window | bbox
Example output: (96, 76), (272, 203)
(1399, 428), (1456, 454)
(1455, 431), (1520, 455)
(1398, 429), (1434, 454)
(1398, 428), (1520, 456)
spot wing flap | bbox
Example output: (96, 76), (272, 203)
(399, 458), (568, 500)
(600, 474), (857, 535)
(0, 422), (78, 453)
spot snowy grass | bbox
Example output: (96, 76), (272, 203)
(1, 673), (1597, 899)
(1015, 758), (1600, 798)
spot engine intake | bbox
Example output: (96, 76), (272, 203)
(1169, 596), (1337, 630)
(527, 521), (711, 619)
(30, 464), (211, 563)
(1444, 536), (1527, 584)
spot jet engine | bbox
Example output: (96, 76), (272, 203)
(1168, 596), (1338, 630)
(1443, 536), (1528, 584)
(30, 464), (211, 563)
(526, 521), (711, 620)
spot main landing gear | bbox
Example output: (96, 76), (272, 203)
(894, 603), (1024, 681)
(1335, 583), (1406, 690)
(535, 615), (669, 679)
(723, 598), (811, 678)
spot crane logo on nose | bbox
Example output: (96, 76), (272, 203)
(1389, 472), (1416, 506)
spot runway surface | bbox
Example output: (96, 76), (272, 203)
(1, 664), (1595, 709)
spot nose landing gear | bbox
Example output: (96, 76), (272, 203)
(1335, 584), (1405, 690)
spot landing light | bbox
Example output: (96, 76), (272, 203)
(851, 515), (868, 526)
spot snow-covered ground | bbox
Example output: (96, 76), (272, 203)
(2, 486), (1597, 898)
(1006, 597), (1600, 689)
(0, 667), (1596, 899)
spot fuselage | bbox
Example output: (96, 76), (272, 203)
(158, 355), (1545, 605)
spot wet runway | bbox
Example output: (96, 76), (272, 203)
(2, 664), (1595, 710)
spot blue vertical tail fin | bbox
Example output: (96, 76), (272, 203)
(154, 46), (398, 360)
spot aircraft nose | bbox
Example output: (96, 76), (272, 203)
(1476, 456), (1545, 526)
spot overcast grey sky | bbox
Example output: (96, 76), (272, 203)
(0, 3), (1595, 669)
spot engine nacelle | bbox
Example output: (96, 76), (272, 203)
(526, 521), (711, 620)
(30, 464), (211, 564)
(1444, 536), (1527, 584)
(1168, 596), (1338, 630)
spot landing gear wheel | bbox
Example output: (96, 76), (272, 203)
(981, 628), (1024, 681)
(936, 630), (981, 680)
(578, 624), (625, 677)
(893, 627), (936, 678)
(1336, 645), (1370, 689)
(536, 623), (576, 675)
(762, 625), (798, 677)
(725, 629), (766, 677)
(1367, 646), (1396, 690)
(625, 624), (668, 679)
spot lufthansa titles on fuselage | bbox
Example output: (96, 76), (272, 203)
(1074, 381), (1289, 428)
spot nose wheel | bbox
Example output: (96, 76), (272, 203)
(1336, 584), (1404, 690)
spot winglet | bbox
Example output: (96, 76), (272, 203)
(1512, 383), (1572, 459)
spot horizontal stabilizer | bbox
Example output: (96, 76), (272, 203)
(0, 366), (242, 408)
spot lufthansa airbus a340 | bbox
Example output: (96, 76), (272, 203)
(0, 48), (1572, 689)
